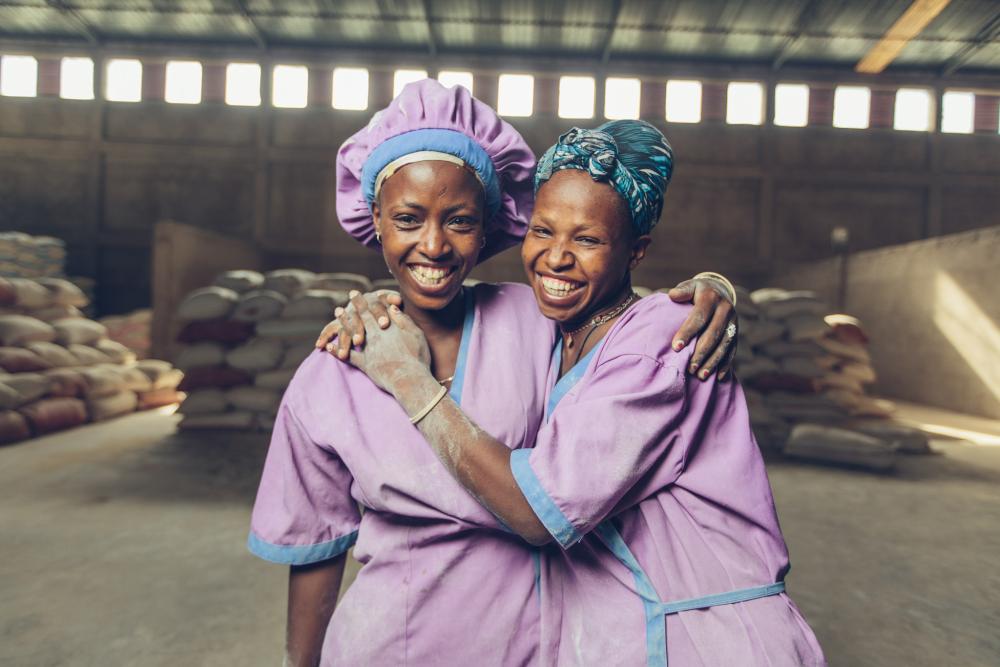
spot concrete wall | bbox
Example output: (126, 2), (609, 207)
(2, 67), (999, 315)
(770, 226), (1000, 420)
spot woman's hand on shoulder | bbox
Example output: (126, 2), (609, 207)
(314, 289), (403, 360)
(666, 274), (738, 382)
(347, 302), (432, 395)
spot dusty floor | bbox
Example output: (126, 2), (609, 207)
(2, 407), (999, 666)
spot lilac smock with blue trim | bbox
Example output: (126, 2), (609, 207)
(249, 283), (555, 665)
(511, 294), (826, 666)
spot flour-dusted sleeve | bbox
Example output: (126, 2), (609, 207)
(248, 398), (360, 565)
(509, 353), (688, 549)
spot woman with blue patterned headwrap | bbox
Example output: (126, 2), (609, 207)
(335, 117), (824, 666)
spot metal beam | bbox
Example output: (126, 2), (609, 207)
(422, 0), (438, 56)
(45, 0), (100, 45)
(599, 0), (624, 64)
(942, 9), (1000, 75)
(231, 0), (267, 49)
(856, 0), (952, 74)
(771, 0), (824, 71)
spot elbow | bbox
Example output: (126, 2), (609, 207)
(518, 524), (554, 547)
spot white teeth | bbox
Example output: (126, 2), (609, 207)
(540, 276), (581, 297)
(409, 265), (451, 286)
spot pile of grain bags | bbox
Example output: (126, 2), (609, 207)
(175, 269), (369, 431)
(100, 309), (152, 359)
(733, 287), (922, 470)
(0, 232), (67, 278)
(0, 277), (183, 445)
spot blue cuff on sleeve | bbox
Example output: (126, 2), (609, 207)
(247, 529), (359, 565)
(510, 449), (583, 548)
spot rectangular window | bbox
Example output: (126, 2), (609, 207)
(272, 65), (308, 108)
(604, 77), (640, 120)
(497, 74), (534, 117)
(437, 70), (473, 94)
(60, 57), (94, 100)
(941, 91), (974, 134)
(665, 80), (701, 123)
(726, 82), (764, 125)
(165, 60), (202, 104)
(0, 55), (38, 97)
(332, 67), (369, 110)
(774, 83), (809, 127)
(893, 88), (933, 132)
(393, 69), (428, 98)
(833, 85), (871, 129)
(558, 75), (595, 119)
(225, 63), (261, 106)
(105, 58), (142, 103)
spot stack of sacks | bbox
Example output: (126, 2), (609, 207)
(99, 309), (152, 359)
(175, 269), (365, 430)
(0, 278), (183, 445)
(0, 232), (67, 278)
(732, 287), (915, 470)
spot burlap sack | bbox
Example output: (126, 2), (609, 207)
(78, 365), (126, 398)
(68, 343), (113, 366)
(0, 373), (49, 407)
(227, 386), (281, 415)
(36, 277), (88, 307)
(214, 270), (265, 294)
(19, 397), (88, 435)
(44, 368), (88, 398)
(174, 342), (226, 371)
(136, 388), (184, 411)
(177, 319), (254, 345)
(95, 339), (136, 365)
(0, 410), (30, 444)
(0, 315), (56, 346)
(263, 269), (316, 297)
(179, 389), (230, 415)
(178, 366), (251, 392)
(52, 318), (107, 346)
(88, 390), (138, 421)
(784, 423), (897, 471)
(177, 287), (239, 321)
(10, 278), (53, 310)
(254, 367), (296, 391)
(281, 344), (315, 369)
(0, 347), (51, 373)
(30, 305), (83, 322)
(0, 278), (16, 307)
(256, 319), (329, 339)
(310, 272), (373, 293)
(231, 290), (287, 323)
(282, 290), (349, 320)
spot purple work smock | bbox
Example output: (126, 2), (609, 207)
(249, 283), (554, 666)
(510, 294), (827, 666)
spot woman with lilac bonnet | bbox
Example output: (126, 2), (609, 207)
(247, 80), (739, 666)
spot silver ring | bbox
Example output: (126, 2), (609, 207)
(726, 322), (737, 340)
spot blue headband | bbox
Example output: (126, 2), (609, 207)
(534, 120), (674, 235)
(361, 128), (502, 217)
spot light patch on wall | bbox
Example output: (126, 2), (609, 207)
(893, 88), (933, 131)
(833, 85), (871, 129)
(165, 60), (202, 104)
(604, 77), (640, 119)
(774, 83), (809, 127)
(393, 69), (428, 97)
(497, 74), (533, 117)
(272, 65), (308, 108)
(941, 91), (974, 134)
(0, 55), (38, 97)
(665, 80), (701, 123)
(332, 67), (369, 110)
(437, 70), (473, 94)
(726, 81), (764, 125)
(933, 270), (1000, 407)
(225, 63), (261, 106)
(105, 58), (142, 103)
(558, 76), (595, 119)
(60, 57), (94, 100)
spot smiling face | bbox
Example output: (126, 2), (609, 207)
(372, 160), (486, 312)
(522, 169), (651, 329)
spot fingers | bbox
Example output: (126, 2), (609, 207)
(314, 319), (342, 348)
(689, 302), (730, 379)
(386, 303), (417, 331)
(717, 327), (738, 382)
(374, 289), (403, 308)
(348, 291), (373, 344)
(666, 279), (695, 304)
(366, 294), (392, 329)
(671, 283), (715, 352)
(697, 313), (737, 380)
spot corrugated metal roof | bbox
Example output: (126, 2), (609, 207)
(0, 0), (996, 74)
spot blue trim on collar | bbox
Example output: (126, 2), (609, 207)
(510, 448), (582, 548)
(448, 287), (476, 405)
(361, 128), (502, 216)
(545, 338), (603, 422)
(247, 530), (358, 565)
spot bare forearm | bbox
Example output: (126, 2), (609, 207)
(286, 555), (347, 667)
(393, 372), (551, 545)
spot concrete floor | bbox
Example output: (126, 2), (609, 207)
(2, 408), (999, 666)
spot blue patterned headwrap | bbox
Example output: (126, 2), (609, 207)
(534, 120), (674, 235)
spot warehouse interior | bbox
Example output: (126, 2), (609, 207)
(1, 1), (999, 665)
